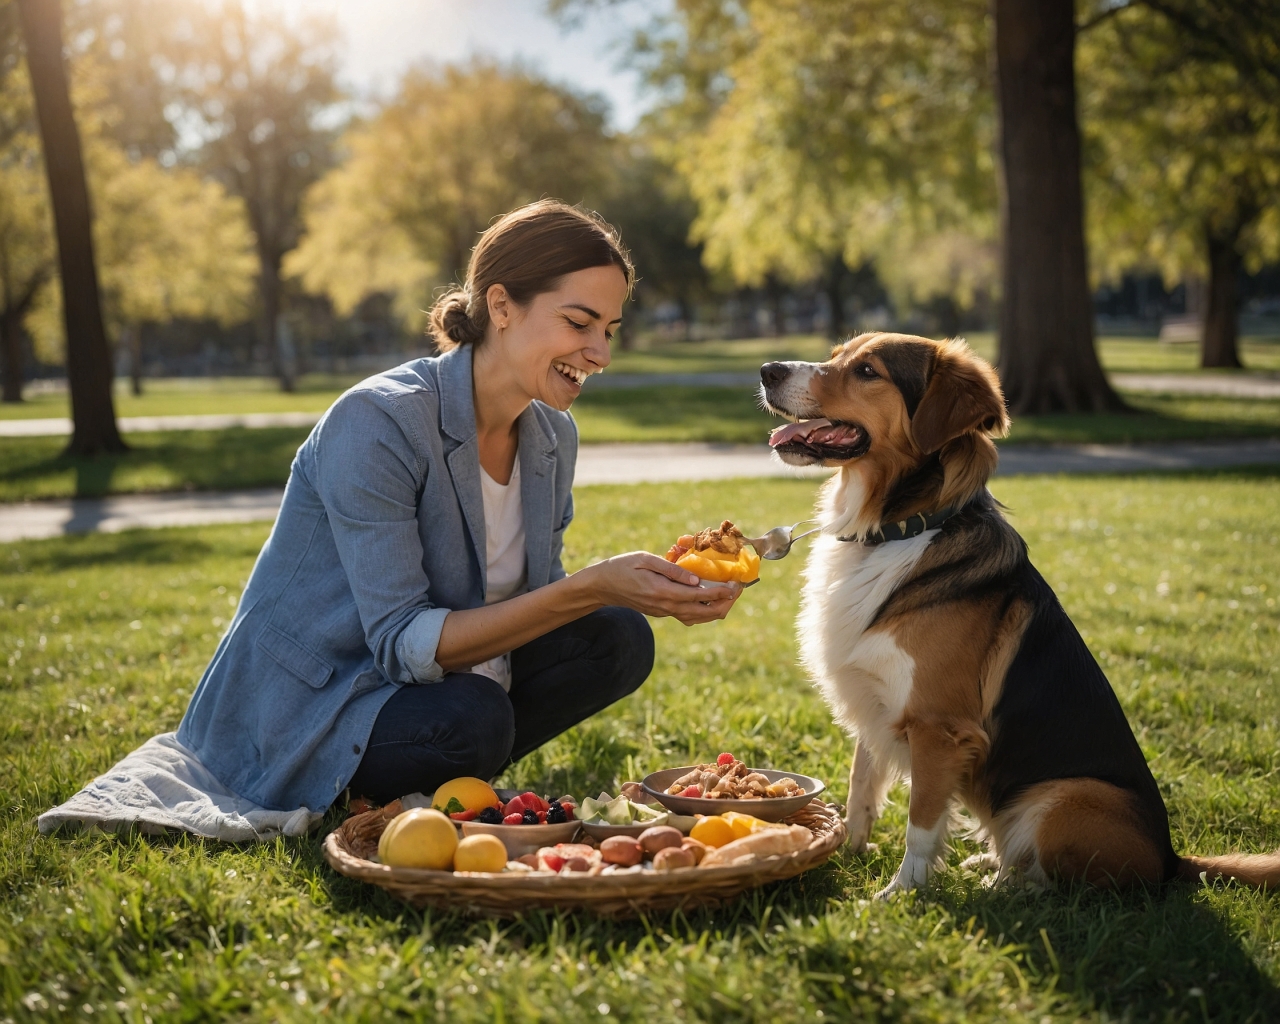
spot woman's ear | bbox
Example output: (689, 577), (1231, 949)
(486, 283), (512, 330)
(911, 347), (1010, 454)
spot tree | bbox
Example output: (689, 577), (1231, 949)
(599, 138), (707, 343)
(991, 0), (1123, 413)
(17, 0), (123, 451)
(27, 141), (258, 394)
(563, 0), (999, 340)
(287, 61), (612, 334)
(182, 1), (340, 391)
(0, 121), (54, 402)
(1081, 3), (1280, 368)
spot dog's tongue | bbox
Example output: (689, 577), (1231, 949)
(769, 419), (831, 448)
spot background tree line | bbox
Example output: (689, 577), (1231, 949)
(3, 0), (1278, 449)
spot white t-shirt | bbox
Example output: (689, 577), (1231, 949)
(469, 456), (527, 690)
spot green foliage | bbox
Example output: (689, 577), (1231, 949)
(672, 0), (995, 302)
(0, 475), (1278, 1019)
(287, 61), (613, 330)
(1081, 3), (1280, 284)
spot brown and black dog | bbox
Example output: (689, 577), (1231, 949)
(762, 332), (1280, 897)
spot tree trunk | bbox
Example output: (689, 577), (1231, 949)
(991, 0), (1126, 414)
(17, 0), (126, 452)
(1202, 224), (1243, 369)
(765, 275), (786, 337)
(259, 260), (294, 391)
(1, 310), (24, 403)
(122, 324), (144, 395)
(824, 255), (847, 341)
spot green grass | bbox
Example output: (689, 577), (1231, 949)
(1, 474), (1278, 1020)
(1, 390), (1278, 501)
(2, 334), (1277, 424)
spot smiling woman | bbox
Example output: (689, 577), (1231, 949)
(41, 200), (747, 830)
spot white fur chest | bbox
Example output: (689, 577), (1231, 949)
(798, 530), (936, 769)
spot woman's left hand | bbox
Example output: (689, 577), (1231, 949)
(574, 551), (743, 625)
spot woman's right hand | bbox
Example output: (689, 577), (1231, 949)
(575, 551), (741, 625)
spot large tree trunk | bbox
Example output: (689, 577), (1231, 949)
(18, 0), (126, 452)
(992, 0), (1125, 414)
(1202, 223), (1243, 369)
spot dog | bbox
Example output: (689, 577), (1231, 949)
(762, 332), (1280, 897)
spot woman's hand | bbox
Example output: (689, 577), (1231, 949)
(575, 551), (742, 625)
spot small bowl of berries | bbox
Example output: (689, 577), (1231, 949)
(458, 790), (581, 858)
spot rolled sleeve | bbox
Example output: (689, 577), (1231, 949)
(395, 606), (452, 682)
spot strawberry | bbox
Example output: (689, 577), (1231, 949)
(536, 810), (548, 823)
(680, 785), (702, 798)
(716, 752), (735, 766)
(448, 808), (480, 822)
(503, 812), (523, 825)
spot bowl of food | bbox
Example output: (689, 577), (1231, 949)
(575, 790), (672, 840)
(456, 790), (581, 858)
(641, 753), (824, 821)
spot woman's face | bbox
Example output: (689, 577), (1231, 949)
(484, 265), (628, 412)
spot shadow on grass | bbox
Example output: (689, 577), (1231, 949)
(2, 527), (232, 573)
(0, 427), (310, 502)
(932, 879), (1280, 1022)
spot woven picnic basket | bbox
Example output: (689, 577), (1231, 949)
(323, 799), (847, 918)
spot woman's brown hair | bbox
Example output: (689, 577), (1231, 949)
(428, 200), (634, 351)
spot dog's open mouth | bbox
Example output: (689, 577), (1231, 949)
(768, 418), (870, 462)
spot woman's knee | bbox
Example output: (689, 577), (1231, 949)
(442, 675), (516, 775)
(590, 606), (655, 693)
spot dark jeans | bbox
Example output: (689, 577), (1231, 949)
(347, 606), (654, 803)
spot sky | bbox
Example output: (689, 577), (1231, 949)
(253, 1), (662, 130)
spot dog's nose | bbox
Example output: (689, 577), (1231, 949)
(760, 362), (790, 388)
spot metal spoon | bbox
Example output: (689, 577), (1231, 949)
(743, 520), (820, 560)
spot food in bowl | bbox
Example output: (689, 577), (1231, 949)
(665, 752), (805, 800)
(578, 792), (668, 828)
(664, 521), (760, 583)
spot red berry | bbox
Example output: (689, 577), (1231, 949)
(717, 752), (734, 766)
(680, 785), (702, 798)
(536, 810), (548, 823)
(503, 812), (523, 825)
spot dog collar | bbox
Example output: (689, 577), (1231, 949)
(838, 506), (959, 546)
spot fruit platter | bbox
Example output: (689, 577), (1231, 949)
(323, 754), (846, 918)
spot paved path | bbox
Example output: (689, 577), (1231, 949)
(3, 370), (1277, 438)
(1110, 372), (1280, 399)
(2, 439), (1278, 543)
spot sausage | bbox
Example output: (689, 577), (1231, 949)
(638, 826), (684, 855)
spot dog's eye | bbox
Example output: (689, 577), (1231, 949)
(854, 363), (878, 380)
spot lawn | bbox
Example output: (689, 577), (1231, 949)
(1, 334), (1277, 423)
(1, 474), (1277, 1021)
(2, 388), (1279, 502)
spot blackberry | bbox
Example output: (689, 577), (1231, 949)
(521, 808), (540, 825)
(545, 801), (568, 824)
(477, 806), (503, 825)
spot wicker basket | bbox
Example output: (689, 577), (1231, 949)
(323, 799), (847, 918)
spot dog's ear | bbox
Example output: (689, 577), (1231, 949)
(911, 345), (1009, 454)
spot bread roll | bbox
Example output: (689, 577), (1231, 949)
(698, 824), (811, 868)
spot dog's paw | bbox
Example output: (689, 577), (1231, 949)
(872, 880), (905, 901)
(959, 852), (1000, 874)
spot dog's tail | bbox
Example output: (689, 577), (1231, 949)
(1176, 850), (1280, 887)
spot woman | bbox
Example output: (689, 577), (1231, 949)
(177, 201), (741, 812)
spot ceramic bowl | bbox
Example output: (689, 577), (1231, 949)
(640, 767), (824, 822)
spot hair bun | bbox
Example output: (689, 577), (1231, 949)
(428, 289), (485, 350)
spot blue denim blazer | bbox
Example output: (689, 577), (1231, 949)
(176, 346), (576, 812)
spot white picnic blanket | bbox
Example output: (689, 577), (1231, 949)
(37, 732), (323, 842)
